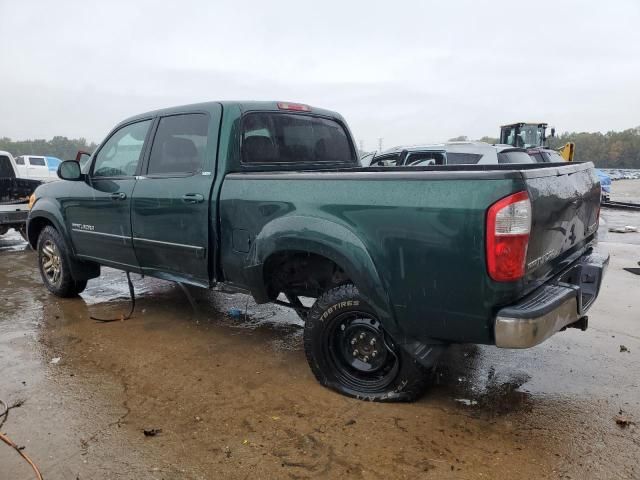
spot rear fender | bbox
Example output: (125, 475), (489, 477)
(245, 215), (396, 332)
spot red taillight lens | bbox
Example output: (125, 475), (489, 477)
(486, 191), (531, 282)
(277, 102), (311, 112)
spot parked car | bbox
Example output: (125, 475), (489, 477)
(368, 142), (534, 167)
(14, 155), (62, 181)
(595, 170), (612, 201)
(0, 151), (42, 238)
(27, 101), (607, 402)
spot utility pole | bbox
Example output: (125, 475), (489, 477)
(378, 138), (383, 152)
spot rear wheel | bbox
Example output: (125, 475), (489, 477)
(37, 226), (87, 297)
(303, 284), (428, 402)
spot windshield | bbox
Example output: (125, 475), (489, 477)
(502, 124), (545, 148)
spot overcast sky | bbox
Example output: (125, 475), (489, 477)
(1, 0), (639, 150)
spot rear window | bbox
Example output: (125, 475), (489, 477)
(28, 157), (46, 166)
(498, 151), (535, 164)
(0, 155), (15, 177)
(241, 113), (355, 164)
(446, 152), (483, 165)
(545, 151), (565, 163)
(530, 152), (546, 163)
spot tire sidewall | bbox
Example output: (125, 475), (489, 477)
(304, 284), (426, 402)
(37, 226), (80, 297)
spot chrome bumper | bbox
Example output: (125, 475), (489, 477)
(495, 248), (609, 349)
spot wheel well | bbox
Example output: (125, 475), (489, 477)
(263, 250), (351, 300)
(27, 217), (54, 249)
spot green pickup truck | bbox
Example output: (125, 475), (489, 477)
(27, 101), (608, 401)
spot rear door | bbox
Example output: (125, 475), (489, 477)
(131, 109), (219, 286)
(66, 119), (153, 268)
(26, 156), (49, 180)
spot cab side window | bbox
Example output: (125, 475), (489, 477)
(15, 156), (25, 165)
(147, 114), (209, 175)
(92, 120), (152, 178)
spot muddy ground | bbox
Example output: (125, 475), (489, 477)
(1, 181), (639, 480)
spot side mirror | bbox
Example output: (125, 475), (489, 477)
(57, 160), (83, 181)
(550, 127), (556, 138)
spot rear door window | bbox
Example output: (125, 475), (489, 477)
(147, 114), (209, 175)
(446, 152), (483, 165)
(241, 113), (355, 164)
(498, 151), (535, 164)
(404, 152), (446, 166)
(370, 153), (399, 167)
(28, 157), (46, 166)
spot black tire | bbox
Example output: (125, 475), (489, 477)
(304, 284), (428, 402)
(37, 226), (87, 297)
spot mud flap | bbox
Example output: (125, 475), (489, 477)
(400, 341), (447, 369)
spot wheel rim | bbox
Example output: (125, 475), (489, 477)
(40, 239), (62, 287)
(325, 311), (399, 394)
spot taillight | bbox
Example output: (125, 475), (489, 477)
(486, 191), (531, 282)
(277, 102), (311, 112)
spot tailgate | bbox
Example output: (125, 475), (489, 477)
(523, 163), (600, 282)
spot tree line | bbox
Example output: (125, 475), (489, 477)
(3, 127), (640, 168)
(0, 136), (98, 161)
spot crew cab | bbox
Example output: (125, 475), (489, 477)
(27, 101), (608, 401)
(0, 150), (41, 239)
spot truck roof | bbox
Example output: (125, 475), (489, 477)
(381, 142), (521, 154)
(117, 101), (346, 128)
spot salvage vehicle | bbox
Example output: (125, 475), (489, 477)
(369, 142), (534, 167)
(0, 150), (41, 239)
(27, 101), (608, 402)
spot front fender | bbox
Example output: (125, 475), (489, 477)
(27, 198), (100, 281)
(245, 215), (397, 333)
(27, 197), (69, 249)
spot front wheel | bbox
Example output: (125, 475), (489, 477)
(303, 284), (428, 402)
(37, 226), (87, 297)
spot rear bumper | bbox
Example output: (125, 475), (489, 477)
(0, 207), (29, 226)
(494, 247), (609, 348)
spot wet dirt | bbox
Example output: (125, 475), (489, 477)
(1, 198), (640, 479)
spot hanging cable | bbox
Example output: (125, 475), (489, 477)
(91, 271), (136, 322)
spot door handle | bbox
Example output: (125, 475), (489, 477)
(110, 192), (126, 200)
(182, 193), (204, 204)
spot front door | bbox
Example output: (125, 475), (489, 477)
(131, 111), (218, 286)
(65, 119), (153, 269)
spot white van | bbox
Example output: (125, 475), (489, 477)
(14, 155), (61, 181)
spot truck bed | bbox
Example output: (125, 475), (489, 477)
(220, 161), (600, 345)
(1, 177), (42, 203)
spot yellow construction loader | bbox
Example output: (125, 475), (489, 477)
(499, 122), (575, 161)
